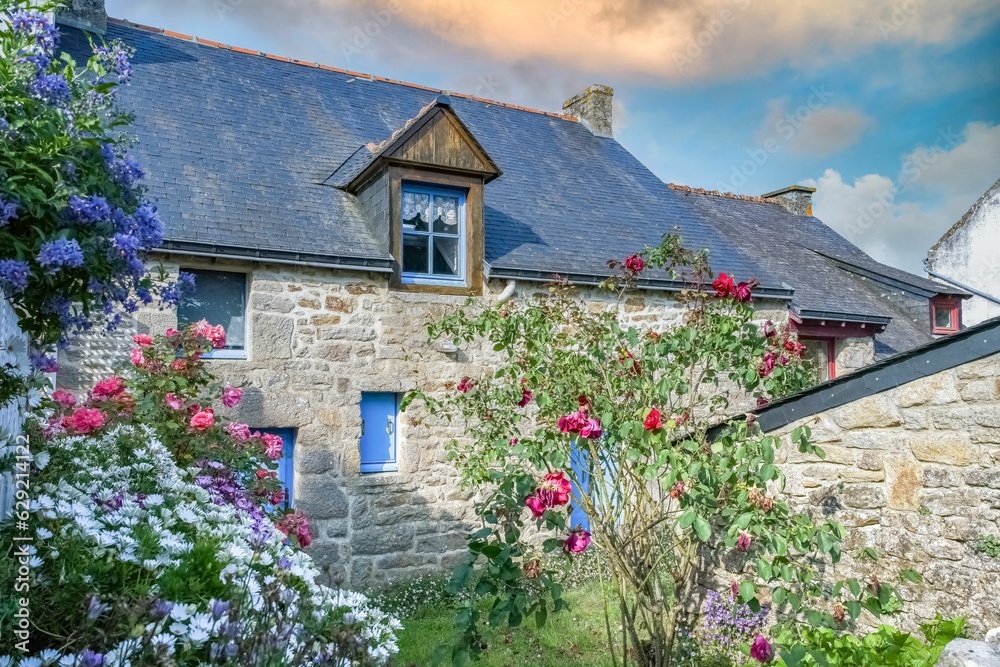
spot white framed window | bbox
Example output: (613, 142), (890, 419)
(400, 183), (466, 286)
(177, 268), (248, 359)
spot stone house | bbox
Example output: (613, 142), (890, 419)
(753, 315), (1000, 636)
(54, 3), (975, 587)
(927, 178), (1000, 328)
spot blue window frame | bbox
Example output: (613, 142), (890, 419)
(360, 392), (399, 473)
(400, 183), (466, 286)
(569, 441), (591, 532)
(257, 427), (295, 508)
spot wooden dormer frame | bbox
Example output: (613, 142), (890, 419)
(930, 295), (962, 335)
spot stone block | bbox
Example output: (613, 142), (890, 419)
(295, 477), (349, 519)
(936, 638), (1000, 666)
(352, 524), (416, 555)
(251, 313), (293, 359)
(894, 371), (960, 408)
(325, 296), (352, 312)
(840, 484), (886, 509)
(910, 432), (976, 465)
(374, 553), (438, 569)
(832, 394), (902, 429)
(415, 532), (468, 553)
(315, 342), (352, 362)
(251, 293), (295, 313)
(922, 467), (965, 488)
(966, 469), (1000, 489)
(958, 379), (1000, 402)
(298, 297), (321, 309)
(887, 460), (921, 510)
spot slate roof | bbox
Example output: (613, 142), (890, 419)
(61, 19), (960, 354)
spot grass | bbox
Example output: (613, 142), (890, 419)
(390, 580), (619, 667)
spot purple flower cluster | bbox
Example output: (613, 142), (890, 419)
(95, 42), (134, 84)
(0, 195), (18, 227)
(101, 144), (145, 187)
(194, 460), (267, 524)
(702, 589), (769, 655)
(30, 71), (71, 105)
(38, 238), (85, 274)
(67, 194), (112, 224)
(30, 349), (58, 373)
(10, 9), (59, 52)
(0, 259), (31, 292)
(160, 271), (197, 307)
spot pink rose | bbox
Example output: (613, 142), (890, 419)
(64, 407), (106, 434)
(731, 580), (740, 597)
(189, 409), (215, 431)
(734, 281), (753, 303)
(164, 393), (183, 410)
(132, 333), (153, 347)
(517, 388), (533, 407)
(579, 417), (602, 440)
(669, 480), (685, 499)
(130, 347), (146, 368)
(757, 351), (776, 378)
(623, 254), (645, 273)
(558, 411), (584, 434)
(171, 359), (187, 372)
(165, 328), (180, 338)
(193, 319), (227, 349)
(270, 489), (286, 506)
(736, 532), (752, 553)
(51, 389), (76, 408)
(643, 407), (662, 431)
(221, 384), (243, 408)
(262, 432), (283, 459)
(457, 376), (475, 393)
(225, 422), (252, 442)
(92, 377), (126, 400)
(750, 634), (773, 663)
(276, 510), (312, 548)
(542, 471), (572, 506)
(756, 396), (769, 408)
(563, 528), (591, 555)
(525, 493), (546, 518)
(763, 321), (777, 338)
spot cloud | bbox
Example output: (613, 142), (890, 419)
(110, 0), (1000, 83)
(807, 121), (1000, 272)
(757, 99), (873, 156)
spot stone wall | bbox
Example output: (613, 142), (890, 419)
(58, 256), (790, 588)
(769, 352), (1000, 636)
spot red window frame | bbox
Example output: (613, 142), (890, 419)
(800, 337), (837, 380)
(930, 296), (961, 335)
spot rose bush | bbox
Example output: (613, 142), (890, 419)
(406, 235), (938, 666)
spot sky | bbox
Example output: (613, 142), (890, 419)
(105, 0), (1000, 274)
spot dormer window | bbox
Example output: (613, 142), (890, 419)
(930, 296), (961, 335)
(401, 184), (466, 285)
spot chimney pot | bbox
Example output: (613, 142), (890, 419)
(563, 84), (614, 137)
(762, 185), (816, 216)
(55, 0), (106, 35)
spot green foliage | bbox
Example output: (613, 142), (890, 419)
(773, 616), (965, 666)
(975, 534), (1000, 558)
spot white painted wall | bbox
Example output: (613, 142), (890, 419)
(0, 292), (25, 520)
(928, 179), (1000, 327)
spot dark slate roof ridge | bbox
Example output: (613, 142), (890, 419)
(105, 16), (581, 122)
(744, 314), (1000, 433)
(668, 182), (782, 206)
(812, 249), (969, 297)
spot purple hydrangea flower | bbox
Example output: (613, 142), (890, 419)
(111, 232), (141, 257)
(67, 194), (112, 224)
(133, 204), (163, 247)
(95, 42), (133, 84)
(160, 271), (197, 307)
(18, 50), (50, 72)
(0, 259), (31, 292)
(38, 238), (85, 273)
(100, 144), (145, 186)
(29, 349), (58, 373)
(0, 196), (18, 227)
(78, 649), (106, 667)
(30, 72), (71, 105)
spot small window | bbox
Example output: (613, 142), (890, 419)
(930, 297), (960, 335)
(400, 183), (466, 286)
(359, 392), (399, 473)
(801, 338), (836, 382)
(178, 269), (247, 358)
(257, 427), (295, 509)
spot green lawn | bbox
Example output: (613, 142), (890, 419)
(391, 582), (620, 667)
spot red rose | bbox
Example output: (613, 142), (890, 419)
(736, 532), (752, 553)
(518, 388), (533, 407)
(579, 416), (602, 440)
(750, 634), (773, 663)
(563, 528), (591, 555)
(643, 407), (662, 430)
(623, 254), (646, 273)
(734, 281), (753, 303)
(712, 272), (736, 298)
(525, 493), (546, 518)
(542, 471), (572, 506)
(457, 376), (475, 393)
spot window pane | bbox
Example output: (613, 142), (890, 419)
(800, 339), (831, 382)
(432, 194), (460, 234)
(934, 306), (952, 328)
(178, 269), (246, 349)
(433, 236), (460, 276)
(402, 191), (430, 232)
(402, 234), (429, 273)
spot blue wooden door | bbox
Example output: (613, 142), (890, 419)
(360, 393), (398, 473)
(569, 441), (592, 532)
(257, 427), (295, 509)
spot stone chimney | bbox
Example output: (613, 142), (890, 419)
(762, 185), (816, 216)
(55, 0), (106, 35)
(563, 84), (614, 138)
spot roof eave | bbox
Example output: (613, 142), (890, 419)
(155, 240), (393, 272)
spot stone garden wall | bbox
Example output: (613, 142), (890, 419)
(769, 352), (1000, 637)
(57, 257), (791, 589)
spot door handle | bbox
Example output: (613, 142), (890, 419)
(386, 416), (394, 435)
(361, 419), (365, 436)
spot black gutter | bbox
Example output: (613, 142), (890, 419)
(791, 308), (892, 326)
(710, 316), (1000, 437)
(156, 240), (394, 273)
(926, 269), (1000, 306)
(488, 266), (796, 300)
